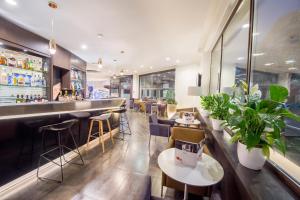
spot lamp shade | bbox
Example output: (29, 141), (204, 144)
(188, 86), (202, 96)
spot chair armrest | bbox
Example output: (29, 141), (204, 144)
(149, 123), (170, 137)
(158, 119), (175, 126)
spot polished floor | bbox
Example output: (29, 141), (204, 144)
(2, 111), (201, 200)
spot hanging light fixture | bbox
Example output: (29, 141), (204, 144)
(113, 74), (117, 79)
(48, 1), (58, 55)
(49, 38), (56, 55)
(119, 69), (124, 76)
(97, 58), (103, 68)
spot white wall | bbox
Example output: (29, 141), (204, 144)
(175, 64), (201, 109)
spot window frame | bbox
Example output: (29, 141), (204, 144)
(209, 0), (299, 194)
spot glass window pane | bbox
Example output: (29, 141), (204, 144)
(251, 0), (300, 183)
(139, 70), (175, 99)
(210, 38), (222, 94)
(220, 0), (250, 93)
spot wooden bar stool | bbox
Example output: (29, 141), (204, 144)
(86, 113), (114, 153)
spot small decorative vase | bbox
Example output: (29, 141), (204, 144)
(211, 118), (225, 131)
(237, 141), (266, 170)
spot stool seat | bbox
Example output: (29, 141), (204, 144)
(90, 113), (111, 121)
(39, 119), (77, 133)
(70, 112), (91, 119)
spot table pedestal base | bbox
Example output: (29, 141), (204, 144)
(184, 184), (188, 200)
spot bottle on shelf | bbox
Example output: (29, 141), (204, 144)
(0, 68), (8, 85)
(0, 52), (8, 66)
(7, 69), (13, 86)
(16, 94), (21, 103)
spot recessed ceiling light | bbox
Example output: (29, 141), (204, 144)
(165, 57), (171, 61)
(242, 24), (249, 29)
(0, 42), (3, 45)
(97, 33), (103, 38)
(175, 59), (180, 63)
(150, 66), (153, 69)
(81, 44), (87, 50)
(285, 60), (295, 64)
(23, 49), (27, 52)
(237, 57), (244, 60)
(264, 63), (274, 66)
(140, 65), (144, 68)
(253, 52), (264, 56)
(5, 0), (17, 6)
(288, 67), (297, 71)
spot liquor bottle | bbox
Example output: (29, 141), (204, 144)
(31, 74), (35, 87)
(25, 73), (31, 86)
(13, 73), (18, 86)
(7, 69), (13, 86)
(25, 95), (30, 103)
(0, 52), (7, 66)
(0, 68), (8, 85)
(16, 94), (21, 103)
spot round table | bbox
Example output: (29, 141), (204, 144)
(175, 118), (201, 127)
(158, 148), (224, 200)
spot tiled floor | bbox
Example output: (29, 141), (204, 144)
(3, 111), (201, 200)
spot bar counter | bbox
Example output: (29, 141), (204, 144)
(0, 98), (124, 186)
(0, 98), (125, 120)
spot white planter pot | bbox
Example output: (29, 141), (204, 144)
(211, 118), (225, 131)
(167, 104), (177, 118)
(200, 108), (210, 118)
(237, 141), (266, 170)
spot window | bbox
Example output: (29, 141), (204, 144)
(251, 0), (300, 183)
(220, 0), (250, 92)
(210, 39), (222, 93)
(139, 70), (175, 99)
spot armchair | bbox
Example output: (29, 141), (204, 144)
(148, 114), (171, 152)
(161, 126), (211, 197)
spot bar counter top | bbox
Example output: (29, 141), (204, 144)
(0, 98), (125, 120)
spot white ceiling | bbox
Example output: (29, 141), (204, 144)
(0, 0), (233, 78)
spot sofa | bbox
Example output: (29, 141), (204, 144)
(161, 126), (212, 197)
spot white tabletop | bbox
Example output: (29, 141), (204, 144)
(175, 118), (201, 125)
(158, 148), (224, 187)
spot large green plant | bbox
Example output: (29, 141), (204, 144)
(166, 90), (177, 105)
(210, 93), (231, 120)
(227, 83), (300, 157)
(200, 95), (214, 111)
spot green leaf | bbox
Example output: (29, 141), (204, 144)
(269, 85), (288, 102)
(262, 144), (270, 158)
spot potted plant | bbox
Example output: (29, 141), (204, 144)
(210, 93), (230, 131)
(200, 95), (214, 117)
(227, 83), (300, 170)
(166, 90), (177, 118)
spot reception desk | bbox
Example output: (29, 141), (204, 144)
(0, 98), (124, 186)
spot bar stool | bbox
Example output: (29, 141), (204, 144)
(86, 113), (114, 153)
(37, 119), (84, 183)
(112, 108), (132, 140)
(69, 112), (91, 144)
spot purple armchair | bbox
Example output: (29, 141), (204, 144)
(129, 99), (134, 109)
(145, 102), (152, 114)
(148, 114), (171, 153)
